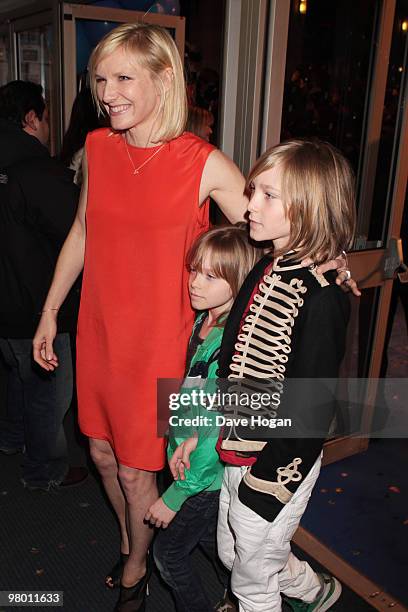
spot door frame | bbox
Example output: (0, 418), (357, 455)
(254, 0), (408, 605)
(1, 5), (62, 153)
(220, 0), (407, 604)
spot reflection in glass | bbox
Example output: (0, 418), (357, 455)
(341, 288), (379, 380)
(0, 32), (11, 86)
(281, 0), (379, 173)
(333, 288), (381, 437)
(369, 0), (408, 243)
(17, 25), (52, 101)
(76, 19), (120, 82)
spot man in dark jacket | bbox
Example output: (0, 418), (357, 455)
(0, 80), (87, 491)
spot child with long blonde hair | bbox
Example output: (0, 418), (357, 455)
(171, 139), (356, 612)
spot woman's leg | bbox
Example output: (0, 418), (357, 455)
(118, 465), (158, 586)
(89, 439), (129, 556)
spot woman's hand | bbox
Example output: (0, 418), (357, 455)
(168, 435), (198, 481)
(303, 253), (361, 297)
(33, 311), (59, 371)
(144, 497), (177, 529)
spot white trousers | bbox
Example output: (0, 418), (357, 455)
(217, 457), (322, 612)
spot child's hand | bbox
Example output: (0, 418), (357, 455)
(144, 497), (176, 529)
(302, 254), (361, 297)
(168, 435), (198, 481)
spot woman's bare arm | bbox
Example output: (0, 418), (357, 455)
(33, 151), (89, 370)
(199, 149), (247, 223)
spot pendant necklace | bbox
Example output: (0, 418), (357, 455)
(124, 136), (165, 175)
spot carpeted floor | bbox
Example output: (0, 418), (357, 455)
(301, 300), (408, 606)
(301, 438), (408, 606)
(0, 303), (406, 611)
(0, 442), (376, 612)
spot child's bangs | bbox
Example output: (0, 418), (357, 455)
(187, 237), (225, 278)
(245, 149), (286, 196)
(204, 247), (227, 279)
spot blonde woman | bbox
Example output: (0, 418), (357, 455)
(32, 24), (355, 611)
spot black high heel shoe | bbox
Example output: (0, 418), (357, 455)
(114, 555), (152, 612)
(106, 553), (129, 589)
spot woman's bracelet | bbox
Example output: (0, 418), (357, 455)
(40, 307), (59, 314)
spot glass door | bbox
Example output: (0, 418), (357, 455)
(10, 9), (61, 154)
(16, 23), (52, 87)
(224, 0), (407, 465)
(263, 0), (408, 465)
(260, 0), (408, 605)
(330, 0), (408, 461)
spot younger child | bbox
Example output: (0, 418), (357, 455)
(145, 225), (261, 612)
(172, 139), (356, 612)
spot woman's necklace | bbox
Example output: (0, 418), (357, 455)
(123, 136), (165, 175)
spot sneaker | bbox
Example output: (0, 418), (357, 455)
(214, 588), (238, 612)
(283, 573), (342, 611)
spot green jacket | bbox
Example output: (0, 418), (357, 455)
(162, 313), (224, 511)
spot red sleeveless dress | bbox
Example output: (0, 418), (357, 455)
(76, 129), (214, 470)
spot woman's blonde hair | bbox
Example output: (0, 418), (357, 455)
(186, 223), (263, 301)
(246, 139), (356, 263)
(88, 23), (187, 142)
